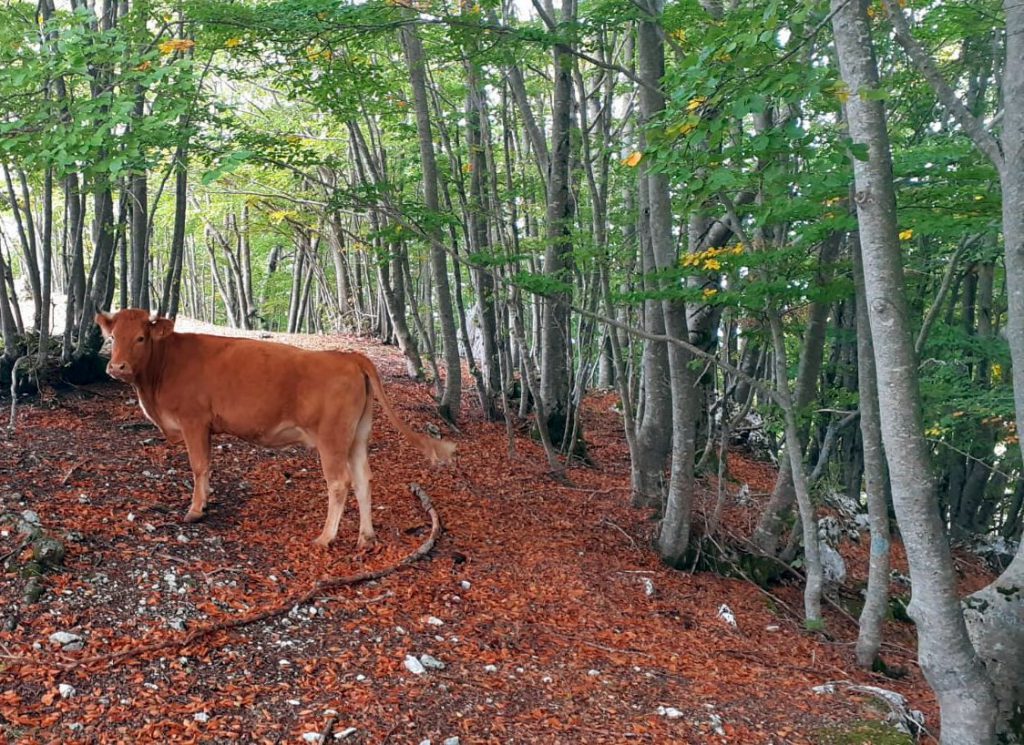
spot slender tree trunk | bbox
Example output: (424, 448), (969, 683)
(832, 1), (997, 738)
(852, 232), (892, 668)
(401, 25), (461, 421)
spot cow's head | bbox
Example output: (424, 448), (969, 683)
(95, 309), (175, 383)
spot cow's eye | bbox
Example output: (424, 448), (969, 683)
(136, 335), (145, 343)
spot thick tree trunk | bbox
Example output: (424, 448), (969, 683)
(963, 2), (1024, 736)
(539, 2), (577, 449)
(632, 175), (673, 507)
(637, 0), (700, 564)
(832, 0), (997, 739)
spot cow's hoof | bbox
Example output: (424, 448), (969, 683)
(356, 533), (376, 551)
(313, 535), (332, 548)
(183, 511), (204, 523)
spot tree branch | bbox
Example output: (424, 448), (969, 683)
(881, 0), (1003, 169)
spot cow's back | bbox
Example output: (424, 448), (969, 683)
(153, 334), (369, 444)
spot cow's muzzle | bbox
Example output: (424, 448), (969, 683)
(106, 361), (134, 381)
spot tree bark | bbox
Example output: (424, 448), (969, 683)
(400, 25), (462, 422)
(832, 0), (997, 739)
(852, 232), (892, 668)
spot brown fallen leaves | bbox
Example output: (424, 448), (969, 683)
(0, 328), (960, 743)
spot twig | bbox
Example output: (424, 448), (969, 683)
(319, 711), (340, 742)
(61, 458), (89, 485)
(0, 483), (442, 673)
(601, 517), (640, 551)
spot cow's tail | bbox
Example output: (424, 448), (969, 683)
(354, 354), (456, 464)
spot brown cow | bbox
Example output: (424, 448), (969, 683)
(96, 309), (455, 548)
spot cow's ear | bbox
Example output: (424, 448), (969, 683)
(150, 317), (175, 340)
(96, 311), (115, 338)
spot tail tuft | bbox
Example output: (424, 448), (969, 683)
(429, 438), (457, 465)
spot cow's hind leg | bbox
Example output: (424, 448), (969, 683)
(182, 427), (212, 522)
(349, 393), (375, 550)
(315, 452), (351, 547)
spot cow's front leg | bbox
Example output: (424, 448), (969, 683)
(182, 426), (212, 522)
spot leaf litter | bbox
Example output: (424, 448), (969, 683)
(0, 323), (975, 743)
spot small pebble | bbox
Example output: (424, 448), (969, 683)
(193, 712), (209, 723)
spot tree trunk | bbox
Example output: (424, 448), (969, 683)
(637, 0), (700, 564)
(400, 25), (461, 422)
(852, 231), (892, 668)
(161, 145), (188, 318)
(539, 0), (578, 449)
(832, 0), (997, 738)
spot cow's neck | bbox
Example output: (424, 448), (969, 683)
(130, 338), (171, 408)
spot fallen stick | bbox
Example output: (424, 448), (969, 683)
(320, 710), (340, 742)
(38, 483), (441, 672)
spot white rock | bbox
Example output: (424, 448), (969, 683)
(287, 699), (301, 706)
(127, 513), (136, 522)
(355, 674), (366, 682)
(640, 577), (655, 597)
(193, 712), (209, 723)
(765, 624), (780, 632)
(419, 654), (446, 670)
(404, 655), (426, 675)
(587, 669), (600, 677)
(717, 604), (737, 628)
(302, 733), (320, 743)
(426, 616), (445, 626)
(460, 580), (471, 591)
(708, 713), (725, 736)
(483, 664), (498, 673)
(419, 740), (432, 745)
(443, 738), (460, 745)
(58, 683), (75, 699)
(819, 542), (847, 585)
(49, 631), (82, 647)
(336, 727), (357, 740)
(812, 684), (836, 695)
(657, 706), (684, 719)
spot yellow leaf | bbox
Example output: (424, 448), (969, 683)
(703, 258), (722, 271)
(702, 287), (718, 299)
(670, 29), (686, 43)
(623, 151), (643, 168)
(462, 162), (473, 174)
(974, 195), (984, 201)
(159, 39), (194, 55)
(898, 229), (913, 240)
(992, 363), (1002, 381)
(225, 37), (242, 48)
(831, 82), (851, 103)
(686, 97), (707, 113)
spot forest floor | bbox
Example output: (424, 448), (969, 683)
(0, 321), (996, 744)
